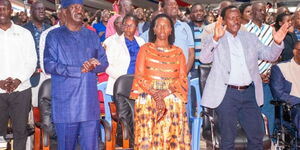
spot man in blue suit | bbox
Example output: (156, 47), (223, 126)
(270, 41), (300, 138)
(199, 6), (288, 149)
(44, 0), (108, 149)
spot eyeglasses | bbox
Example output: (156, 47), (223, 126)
(123, 24), (136, 28)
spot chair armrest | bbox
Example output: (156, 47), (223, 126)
(270, 100), (287, 106)
(261, 113), (270, 136)
(119, 117), (130, 140)
(100, 119), (112, 141)
(109, 102), (118, 122)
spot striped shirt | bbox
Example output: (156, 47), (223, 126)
(193, 26), (204, 68)
(245, 21), (273, 74)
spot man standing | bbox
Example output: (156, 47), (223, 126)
(199, 6), (288, 149)
(188, 3), (206, 78)
(44, 0), (108, 149)
(0, 0), (37, 149)
(23, 1), (51, 107)
(245, 2), (276, 133)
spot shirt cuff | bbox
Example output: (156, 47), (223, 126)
(274, 41), (284, 49)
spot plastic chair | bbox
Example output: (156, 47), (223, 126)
(188, 78), (202, 150)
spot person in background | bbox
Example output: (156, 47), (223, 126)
(83, 17), (96, 32)
(188, 3), (206, 78)
(276, 6), (290, 16)
(43, 0), (108, 149)
(18, 11), (28, 25)
(106, 0), (134, 38)
(134, 7), (149, 35)
(274, 13), (298, 62)
(239, 3), (252, 25)
(93, 9), (110, 43)
(39, 6), (65, 77)
(130, 14), (190, 149)
(270, 41), (300, 138)
(105, 14), (145, 96)
(205, 14), (215, 24)
(23, 1), (50, 108)
(245, 2), (277, 134)
(294, 11), (300, 41)
(0, 0), (37, 149)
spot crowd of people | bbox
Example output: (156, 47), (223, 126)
(1, 0), (300, 149)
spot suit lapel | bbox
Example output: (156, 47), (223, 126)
(220, 33), (231, 71)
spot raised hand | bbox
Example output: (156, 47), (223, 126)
(213, 16), (227, 42)
(273, 22), (289, 45)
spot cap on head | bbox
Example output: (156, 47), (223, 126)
(61, 0), (83, 8)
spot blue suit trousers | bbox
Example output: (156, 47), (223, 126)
(215, 84), (264, 150)
(55, 120), (99, 150)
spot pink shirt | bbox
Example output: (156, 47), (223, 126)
(105, 14), (139, 38)
(105, 14), (121, 38)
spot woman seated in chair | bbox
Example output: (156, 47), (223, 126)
(130, 14), (190, 149)
(105, 14), (145, 96)
(270, 41), (300, 138)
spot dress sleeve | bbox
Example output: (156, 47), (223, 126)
(130, 45), (152, 99)
(170, 51), (188, 103)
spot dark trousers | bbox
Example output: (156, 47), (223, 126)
(0, 88), (32, 150)
(215, 84), (264, 150)
(55, 120), (99, 150)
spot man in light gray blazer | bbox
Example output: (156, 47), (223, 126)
(199, 6), (289, 150)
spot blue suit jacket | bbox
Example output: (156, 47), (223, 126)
(270, 61), (300, 106)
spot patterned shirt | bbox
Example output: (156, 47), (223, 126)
(245, 21), (273, 74)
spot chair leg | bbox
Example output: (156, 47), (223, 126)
(121, 123), (129, 149)
(111, 120), (117, 150)
(34, 127), (41, 150)
(41, 131), (50, 150)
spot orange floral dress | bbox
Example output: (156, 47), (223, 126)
(130, 43), (190, 150)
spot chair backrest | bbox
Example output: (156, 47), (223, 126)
(38, 79), (56, 138)
(113, 74), (135, 121)
(113, 74), (135, 147)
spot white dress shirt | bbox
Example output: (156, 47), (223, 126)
(0, 23), (37, 93)
(227, 31), (252, 86)
(39, 23), (60, 77)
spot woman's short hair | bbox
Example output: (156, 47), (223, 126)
(122, 14), (139, 27)
(149, 14), (175, 45)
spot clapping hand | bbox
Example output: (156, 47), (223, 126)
(273, 22), (289, 45)
(213, 16), (227, 42)
(81, 58), (101, 73)
(0, 77), (21, 93)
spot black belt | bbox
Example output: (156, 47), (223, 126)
(228, 84), (250, 90)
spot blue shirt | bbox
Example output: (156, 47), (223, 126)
(125, 37), (140, 74)
(295, 29), (300, 41)
(141, 20), (194, 63)
(44, 26), (108, 123)
(93, 22), (106, 42)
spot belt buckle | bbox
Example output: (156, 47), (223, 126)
(237, 86), (242, 90)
